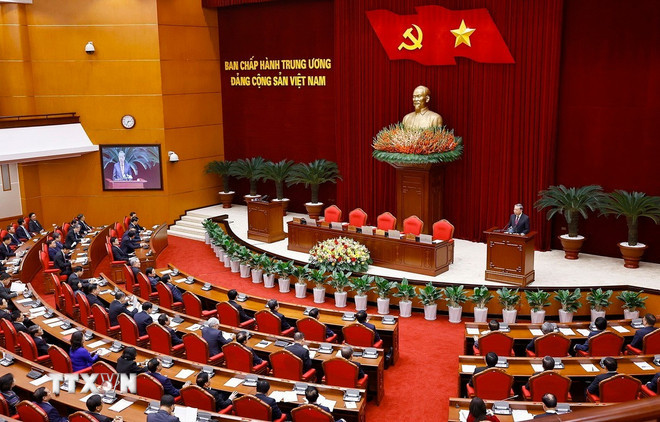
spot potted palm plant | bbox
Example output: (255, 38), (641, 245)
(238, 248), (253, 278)
(600, 190), (660, 268)
(443, 285), (468, 323)
(308, 268), (329, 304)
(223, 241), (237, 268)
(374, 276), (397, 315)
(418, 282), (443, 321)
(525, 289), (551, 324)
(349, 275), (374, 311)
(286, 159), (342, 220)
(469, 286), (493, 323)
(616, 290), (647, 320)
(329, 271), (351, 308)
(204, 160), (235, 208)
(274, 260), (295, 293)
(262, 159), (295, 214)
(554, 288), (582, 323)
(586, 288), (613, 322)
(393, 278), (417, 317)
(229, 157), (267, 203)
(262, 257), (276, 288)
(534, 185), (605, 259)
(249, 253), (269, 283)
(496, 287), (520, 323)
(291, 265), (311, 298)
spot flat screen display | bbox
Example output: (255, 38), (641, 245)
(100, 144), (162, 190)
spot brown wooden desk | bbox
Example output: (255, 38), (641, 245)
(287, 220), (452, 276)
(69, 226), (111, 279)
(8, 233), (48, 285)
(447, 398), (606, 421)
(134, 223), (168, 272)
(484, 227), (536, 286)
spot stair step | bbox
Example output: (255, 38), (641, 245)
(177, 220), (204, 229)
(181, 215), (206, 224)
(167, 229), (205, 242)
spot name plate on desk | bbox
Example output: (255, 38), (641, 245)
(387, 230), (401, 239)
(293, 217), (302, 224)
(405, 233), (416, 241)
(361, 226), (374, 235)
(419, 234), (432, 244)
(320, 221), (330, 228)
(330, 222), (343, 230)
(306, 219), (317, 226)
(347, 225), (357, 233)
(375, 229), (386, 236)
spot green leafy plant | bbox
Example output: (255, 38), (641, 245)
(616, 290), (647, 312)
(349, 275), (374, 296)
(374, 276), (397, 299)
(586, 288), (613, 312)
(204, 160), (234, 193)
(525, 289), (551, 312)
(308, 268), (329, 288)
(554, 289), (583, 313)
(262, 257), (276, 276)
(261, 159), (295, 200)
(236, 246), (251, 265)
(329, 271), (352, 293)
(102, 146), (160, 177)
(443, 285), (468, 308)
(534, 185), (605, 237)
(286, 159), (342, 204)
(393, 278), (417, 302)
(291, 264), (311, 285)
(599, 190), (660, 246)
(496, 287), (520, 311)
(274, 260), (296, 279)
(469, 286), (493, 309)
(229, 157), (267, 196)
(418, 282), (443, 306)
(248, 252), (262, 268)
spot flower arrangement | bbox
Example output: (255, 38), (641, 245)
(308, 237), (371, 273)
(372, 123), (463, 164)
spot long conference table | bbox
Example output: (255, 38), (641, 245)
(287, 220), (452, 276)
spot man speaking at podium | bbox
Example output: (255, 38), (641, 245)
(504, 203), (530, 235)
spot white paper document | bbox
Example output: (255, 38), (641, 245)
(160, 269), (173, 275)
(269, 391), (285, 402)
(282, 391), (298, 402)
(576, 329), (591, 336)
(559, 328), (576, 336)
(458, 409), (469, 422)
(30, 375), (51, 386)
(186, 324), (202, 331)
(88, 340), (108, 349)
(31, 311), (46, 318)
(10, 283), (26, 293)
(255, 340), (272, 348)
(580, 363), (600, 372)
(31, 306), (47, 314)
(95, 348), (112, 357)
(43, 317), (61, 324)
(224, 377), (242, 387)
(173, 278), (186, 284)
(529, 329), (543, 336)
(319, 399), (336, 412)
(634, 361), (654, 371)
(175, 369), (195, 379)
(345, 401), (357, 409)
(173, 406), (198, 422)
(79, 393), (97, 402)
(15, 298), (33, 304)
(611, 325), (629, 333)
(47, 320), (66, 328)
(108, 399), (134, 412)
(466, 328), (480, 335)
(60, 328), (78, 335)
(309, 351), (317, 359)
(530, 363), (544, 372)
(462, 365), (476, 373)
(512, 409), (534, 421)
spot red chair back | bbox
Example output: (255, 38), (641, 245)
(0, 230), (6, 240)
(62, 282), (78, 319)
(136, 373), (164, 400)
(472, 368), (514, 400)
(589, 331), (624, 356)
(534, 332), (571, 357)
(183, 333), (211, 364)
(528, 371), (572, 401)
(91, 304), (114, 335)
(17, 331), (40, 361)
(156, 282), (176, 308)
(297, 317), (329, 342)
(0, 318), (18, 353)
(642, 329), (660, 354)
(323, 205), (342, 223)
(48, 345), (73, 373)
(322, 358), (359, 388)
(233, 395), (272, 420)
(76, 291), (92, 328)
(137, 273), (154, 301)
(123, 264), (136, 292)
(70, 411), (99, 422)
(62, 223), (71, 238)
(146, 323), (174, 355)
(91, 361), (117, 384)
(17, 401), (48, 422)
(271, 350), (304, 381)
(0, 393), (10, 416)
(255, 310), (285, 335)
(183, 292), (205, 318)
(432, 219), (454, 241)
(291, 404), (334, 422)
(181, 385), (215, 411)
(123, 217), (131, 231)
(38, 250), (50, 270)
(376, 212), (397, 231)
(118, 313), (141, 346)
(348, 208), (368, 227)
(116, 221), (126, 238)
(402, 215), (424, 235)
(600, 375), (641, 402)
(342, 323), (376, 347)
(222, 342), (254, 373)
(478, 332), (514, 356)
(216, 302), (241, 327)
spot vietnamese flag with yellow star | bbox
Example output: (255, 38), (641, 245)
(366, 5), (514, 65)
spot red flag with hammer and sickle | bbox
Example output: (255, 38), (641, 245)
(366, 5), (514, 65)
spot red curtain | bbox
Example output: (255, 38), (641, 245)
(334, 0), (564, 249)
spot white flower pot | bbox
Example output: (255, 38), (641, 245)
(377, 298), (390, 315)
(558, 309), (574, 323)
(251, 269), (263, 283)
(354, 295), (368, 311)
(263, 274), (275, 288)
(473, 307), (488, 323)
(334, 291), (347, 308)
(239, 264), (251, 278)
(217, 249), (225, 261)
(502, 309), (518, 324)
(205, 233), (210, 244)
(399, 300), (412, 317)
(295, 283), (307, 298)
(223, 256), (231, 267)
(278, 277), (290, 293)
(590, 309), (606, 322)
(313, 287), (326, 303)
(229, 259), (240, 272)
(423, 304), (438, 320)
(623, 309), (639, 320)
(530, 310), (546, 324)
(448, 305), (463, 323)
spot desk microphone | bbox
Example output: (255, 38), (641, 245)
(502, 395), (519, 401)
(260, 195), (269, 201)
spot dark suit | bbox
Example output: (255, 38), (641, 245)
(112, 245), (129, 262)
(78, 220), (92, 233)
(53, 250), (72, 276)
(0, 284), (18, 309)
(285, 343), (312, 371)
(87, 411), (113, 422)
(273, 310), (292, 331)
(166, 326), (183, 346)
(312, 402), (331, 414)
(16, 226), (31, 240)
(575, 329), (602, 352)
(506, 213), (530, 235)
(165, 282), (183, 303)
(86, 293), (107, 310)
(245, 344), (263, 366)
(48, 246), (59, 261)
(65, 230), (82, 249)
(113, 162), (135, 181)
(149, 371), (180, 397)
(352, 359), (366, 379)
(630, 326), (657, 350)
(0, 309), (10, 320)
(202, 326), (229, 356)
(129, 222), (144, 233)
(229, 299), (251, 322)
(13, 322), (28, 334)
(534, 411), (557, 419)
(7, 233), (21, 247)
(28, 219), (43, 234)
(360, 321), (381, 343)
(117, 357), (147, 374)
(34, 336), (49, 356)
(121, 233), (141, 254)
(68, 273), (87, 292)
(526, 338), (537, 352)
(108, 300), (137, 326)
(255, 393), (283, 421)
(134, 311), (153, 337)
(204, 387), (232, 411)
(36, 402), (68, 422)
(646, 372), (659, 392)
(148, 275), (161, 290)
(147, 409), (181, 422)
(0, 243), (15, 260)
(587, 371), (617, 396)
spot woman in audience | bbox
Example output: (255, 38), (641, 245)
(116, 347), (148, 374)
(69, 331), (99, 372)
(0, 373), (19, 415)
(468, 397), (500, 422)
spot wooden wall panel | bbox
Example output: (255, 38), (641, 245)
(24, 0), (158, 26)
(160, 60), (222, 95)
(161, 93), (222, 129)
(157, 26), (220, 61)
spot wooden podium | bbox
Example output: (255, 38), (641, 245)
(247, 200), (286, 243)
(484, 227), (536, 286)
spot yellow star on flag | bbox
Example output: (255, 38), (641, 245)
(450, 19), (476, 47)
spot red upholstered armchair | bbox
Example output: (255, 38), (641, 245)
(323, 205), (342, 223)
(641, 378), (659, 398)
(156, 281), (184, 312)
(466, 368), (514, 400)
(181, 385), (232, 414)
(17, 332), (51, 366)
(17, 401), (48, 422)
(625, 329), (660, 355)
(343, 323), (383, 348)
(217, 301), (255, 329)
(270, 349), (317, 382)
(222, 342), (268, 374)
(48, 345), (92, 374)
(91, 361), (117, 383)
(76, 291), (94, 328)
(136, 373), (181, 401)
(432, 218), (455, 263)
(376, 212), (397, 231)
(586, 374), (641, 403)
(61, 282), (80, 321)
(105, 242), (125, 283)
(137, 272), (159, 303)
(0, 319), (19, 354)
(322, 357), (368, 388)
(51, 273), (65, 311)
(122, 264), (139, 294)
(0, 394), (18, 419)
(255, 310), (295, 336)
(576, 331), (624, 357)
(233, 395), (286, 422)
(91, 304), (120, 338)
(118, 313), (149, 347)
(526, 332), (571, 357)
(521, 371), (572, 401)
(183, 333), (224, 366)
(70, 411), (99, 422)
(402, 215), (424, 235)
(39, 250), (65, 292)
(473, 331), (515, 356)
(291, 404), (335, 422)
(348, 208), (368, 227)
(183, 291), (217, 319)
(146, 323), (185, 357)
(297, 317), (337, 343)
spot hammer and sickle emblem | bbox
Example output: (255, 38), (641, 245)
(398, 24), (423, 51)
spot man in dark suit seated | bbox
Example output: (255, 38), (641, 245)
(0, 273), (18, 310)
(266, 299), (292, 331)
(121, 229), (146, 255)
(33, 387), (68, 422)
(161, 274), (183, 303)
(575, 317), (607, 353)
(48, 238), (60, 261)
(111, 236), (130, 262)
(255, 380), (283, 421)
(158, 314), (183, 346)
(356, 310), (381, 343)
(85, 283), (108, 310)
(469, 352), (498, 387)
(146, 267), (161, 291)
(129, 216), (144, 234)
(646, 372), (660, 393)
(308, 307), (336, 339)
(117, 347), (148, 374)
(526, 321), (555, 353)
(16, 218), (31, 241)
(64, 224), (82, 249)
(6, 225), (21, 248)
(109, 291), (137, 326)
(0, 236), (15, 261)
(340, 345), (365, 379)
(227, 289), (251, 322)
(128, 257), (142, 281)
(75, 214), (92, 234)
(534, 393), (558, 419)
(285, 332), (313, 372)
(10, 310), (28, 333)
(504, 203), (530, 235)
(147, 359), (190, 398)
(236, 331), (264, 366)
(134, 301), (154, 337)
(147, 394), (181, 422)
(195, 372), (236, 412)
(304, 386), (331, 413)
(0, 299), (10, 320)
(53, 245), (73, 277)
(473, 319), (500, 348)
(586, 357), (618, 396)
(202, 317), (230, 356)
(68, 266), (89, 292)
(525, 355), (555, 389)
(86, 394), (121, 422)
(629, 314), (657, 351)
(27, 212), (44, 234)
(29, 325), (50, 356)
